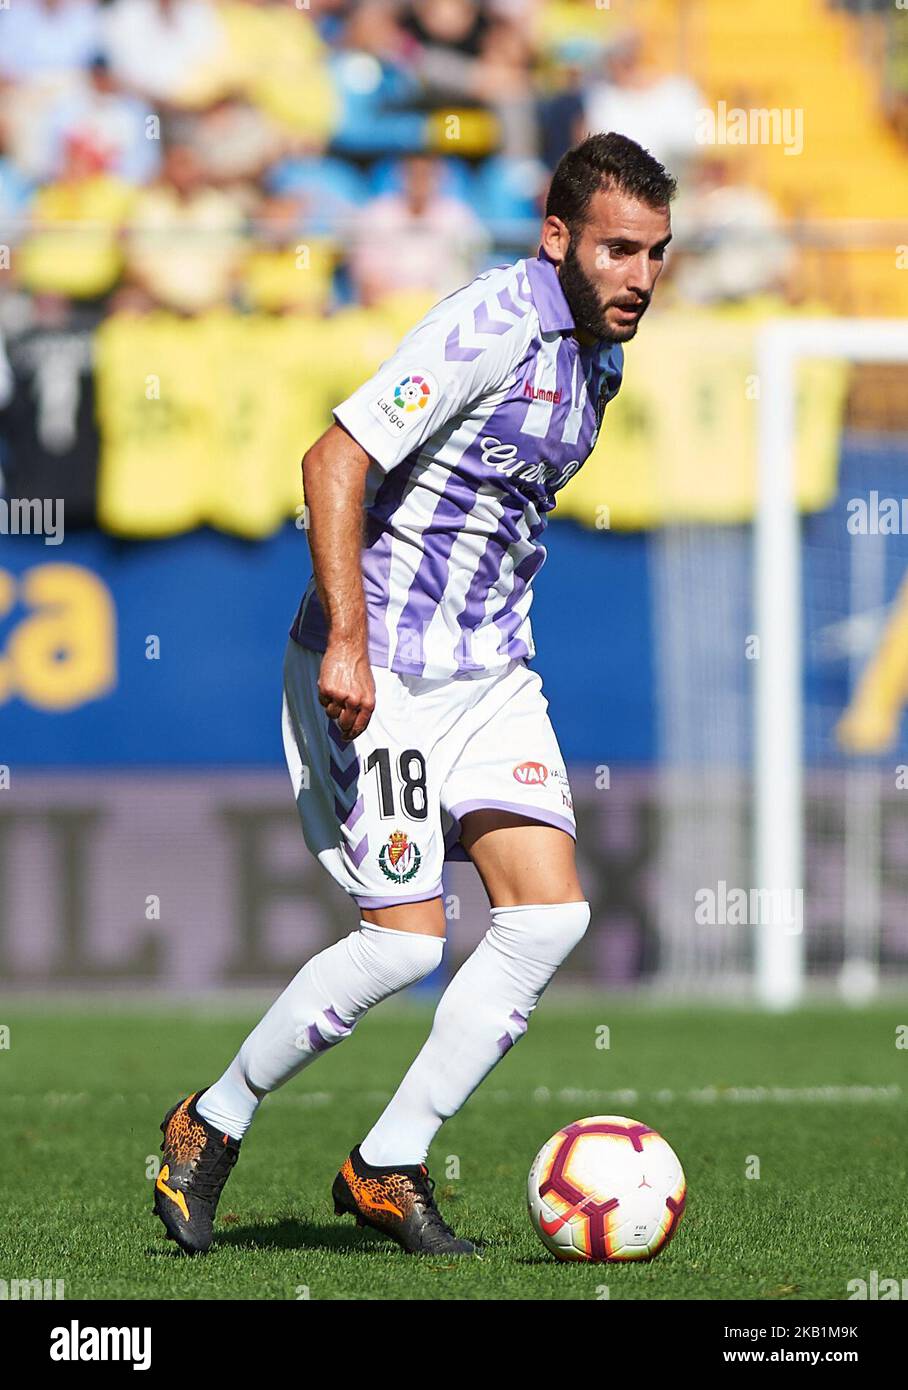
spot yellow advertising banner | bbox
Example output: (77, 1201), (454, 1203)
(557, 306), (849, 530)
(96, 302), (848, 539)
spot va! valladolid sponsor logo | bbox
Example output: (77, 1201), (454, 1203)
(0, 1276), (64, 1300)
(694, 880), (804, 935)
(846, 492), (908, 534)
(847, 1270), (908, 1299)
(695, 101), (804, 156)
(0, 496), (64, 545)
(50, 1321), (151, 1371)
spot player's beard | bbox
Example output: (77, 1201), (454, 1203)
(559, 236), (647, 344)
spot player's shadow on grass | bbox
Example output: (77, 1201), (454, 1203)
(145, 1223), (376, 1259)
(147, 1216), (489, 1258)
(210, 1217), (394, 1255)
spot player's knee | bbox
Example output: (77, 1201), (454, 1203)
(489, 899), (591, 969)
(390, 929), (446, 987)
(356, 921), (445, 990)
(552, 899), (592, 954)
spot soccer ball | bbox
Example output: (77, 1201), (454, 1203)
(527, 1115), (686, 1262)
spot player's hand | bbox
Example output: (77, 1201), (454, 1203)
(318, 640), (375, 741)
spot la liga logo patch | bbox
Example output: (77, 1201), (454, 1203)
(394, 374), (433, 413)
(369, 369), (439, 438)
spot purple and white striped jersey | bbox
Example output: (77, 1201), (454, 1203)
(291, 248), (623, 679)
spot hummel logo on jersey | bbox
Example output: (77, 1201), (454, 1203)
(523, 381), (562, 404)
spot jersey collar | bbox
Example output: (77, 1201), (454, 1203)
(525, 247), (576, 335)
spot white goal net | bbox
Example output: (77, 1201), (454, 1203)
(649, 320), (908, 1007)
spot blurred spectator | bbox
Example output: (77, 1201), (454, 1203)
(393, 1), (539, 160)
(583, 27), (704, 173)
(310, 0), (362, 47)
(217, 0), (339, 143)
(533, 0), (614, 53)
(189, 98), (284, 184)
(348, 152), (487, 306)
(103, 0), (230, 109)
(398, 0), (490, 57)
(0, 0), (104, 179)
(125, 141), (248, 312)
(40, 56), (162, 185)
(669, 157), (796, 305)
(473, 16), (538, 161)
(265, 154), (366, 238)
(0, 0), (102, 82)
(331, 6), (428, 156)
(0, 120), (33, 245)
(18, 134), (135, 298)
(241, 195), (335, 314)
(536, 37), (598, 172)
(487, 0), (536, 19)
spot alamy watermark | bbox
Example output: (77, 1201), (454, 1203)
(846, 492), (908, 535)
(0, 497), (64, 545)
(695, 102), (804, 157)
(0, 1277), (64, 1299)
(694, 880), (804, 935)
(50, 1321), (151, 1370)
(847, 1270), (908, 1300)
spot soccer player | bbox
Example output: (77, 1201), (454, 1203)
(154, 132), (675, 1257)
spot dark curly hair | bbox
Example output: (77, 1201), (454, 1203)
(546, 132), (677, 235)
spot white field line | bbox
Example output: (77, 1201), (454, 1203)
(2, 1084), (902, 1107)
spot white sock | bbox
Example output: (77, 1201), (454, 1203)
(197, 923), (444, 1141)
(359, 901), (590, 1167)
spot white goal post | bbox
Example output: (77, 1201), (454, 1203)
(754, 318), (908, 1010)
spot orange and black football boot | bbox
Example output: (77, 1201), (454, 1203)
(153, 1091), (240, 1255)
(332, 1145), (476, 1256)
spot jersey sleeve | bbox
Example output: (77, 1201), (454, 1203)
(332, 275), (534, 472)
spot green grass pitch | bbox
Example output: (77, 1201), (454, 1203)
(2, 1001), (906, 1300)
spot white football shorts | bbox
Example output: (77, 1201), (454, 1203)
(281, 638), (576, 909)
